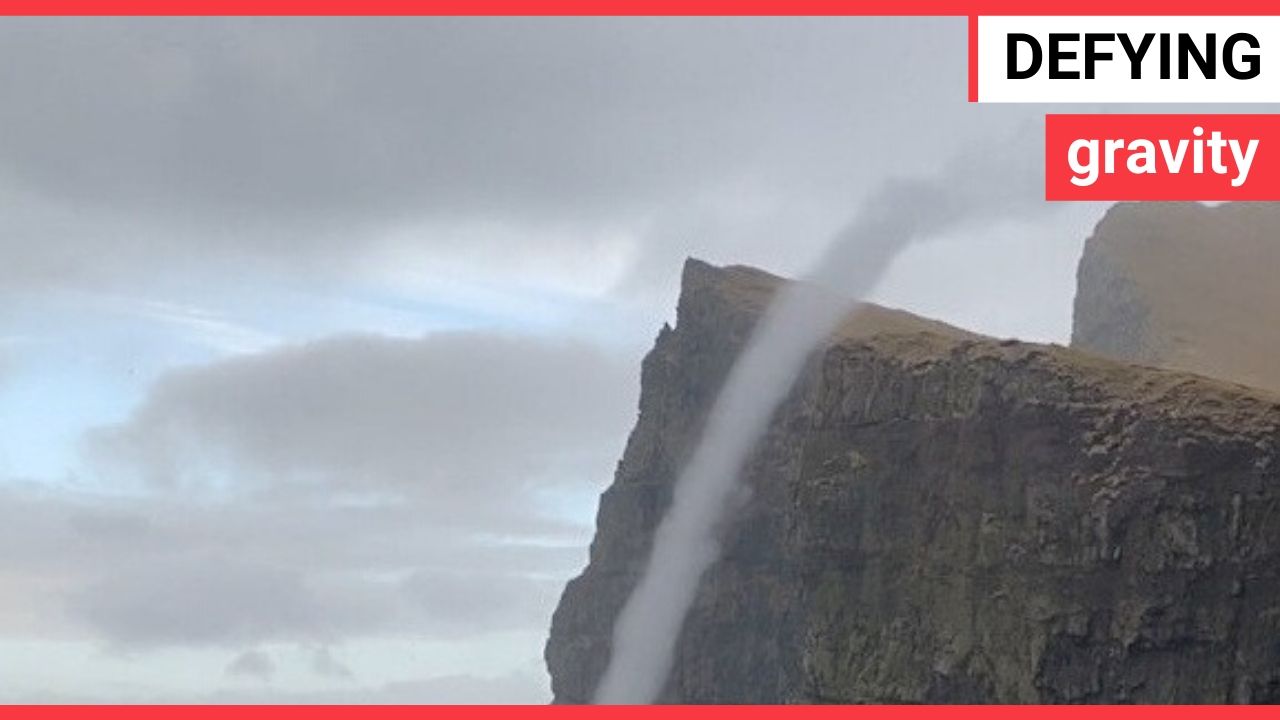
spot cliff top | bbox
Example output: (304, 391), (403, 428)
(681, 256), (1280, 431)
(1075, 201), (1280, 394)
(679, 257), (976, 342)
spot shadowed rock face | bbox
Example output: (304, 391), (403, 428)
(1073, 202), (1280, 395)
(546, 258), (1280, 704)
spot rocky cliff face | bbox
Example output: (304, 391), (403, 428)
(546, 258), (1280, 703)
(1073, 202), (1280, 395)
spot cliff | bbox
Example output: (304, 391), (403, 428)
(546, 258), (1280, 703)
(1073, 202), (1280, 395)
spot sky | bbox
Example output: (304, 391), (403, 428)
(0, 17), (1109, 702)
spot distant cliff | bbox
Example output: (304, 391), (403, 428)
(1073, 202), (1280, 395)
(546, 258), (1280, 703)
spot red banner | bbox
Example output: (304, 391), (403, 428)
(3, 0), (1280, 16)
(1, 707), (1277, 716)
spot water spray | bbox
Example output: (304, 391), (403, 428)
(595, 126), (1048, 704)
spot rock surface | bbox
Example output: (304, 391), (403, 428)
(546, 258), (1280, 703)
(1073, 202), (1280, 394)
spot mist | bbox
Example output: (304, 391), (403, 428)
(593, 126), (1051, 704)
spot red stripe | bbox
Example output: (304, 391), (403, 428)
(0, 707), (1276, 717)
(967, 15), (978, 102)
(4, 1), (1280, 16)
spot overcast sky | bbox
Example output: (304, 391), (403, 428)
(0, 17), (1107, 702)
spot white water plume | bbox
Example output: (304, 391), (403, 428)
(595, 127), (1050, 704)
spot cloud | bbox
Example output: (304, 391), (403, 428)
(82, 558), (303, 646)
(6, 668), (547, 704)
(2, 486), (583, 649)
(226, 650), (276, 681)
(0, 17), (1034, 295)
(69, 553), (377, 648)
(0, 17), (959, 221)
(1, 330), (633, 657)
(200, 668), (547, 704)
(310, 647), (354, 680)
(402, 570), (563, 637)
(89, 331), (633, 514)
(274, 670), (546, 703)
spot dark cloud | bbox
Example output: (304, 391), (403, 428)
(0, 17), (1018, 292)
(0, 17), (964, 220)
(226, 650), (277, 681)
(89, 331), (633, 514)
